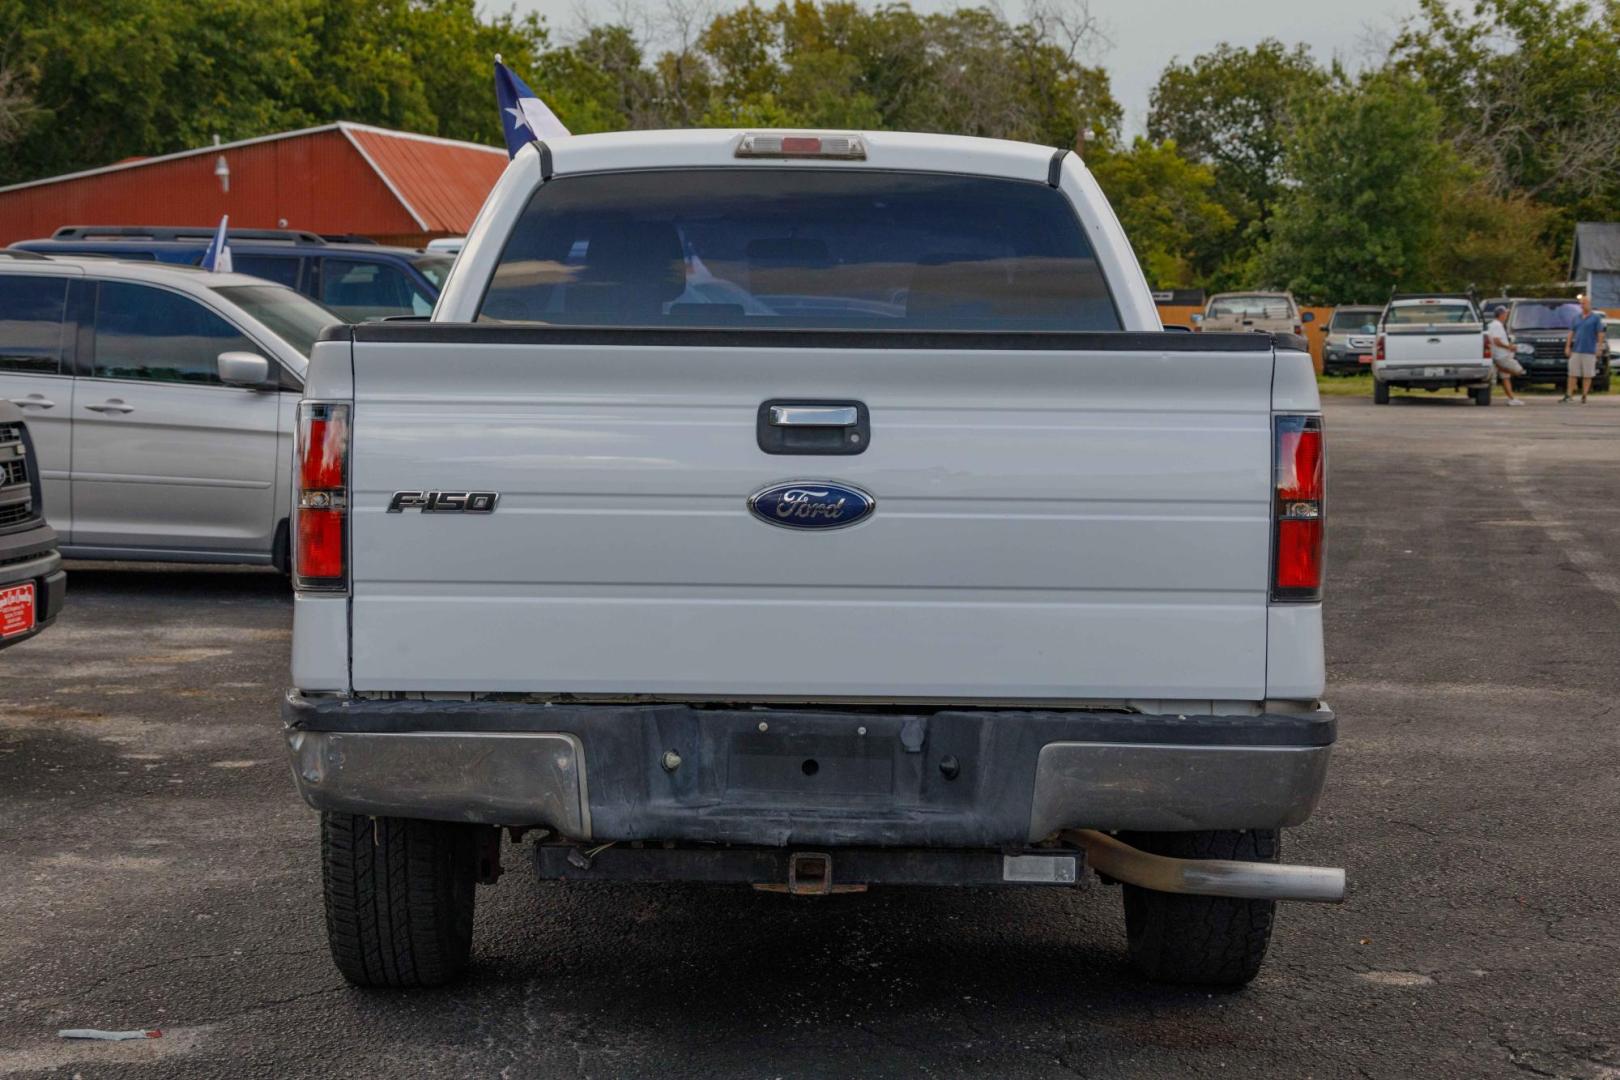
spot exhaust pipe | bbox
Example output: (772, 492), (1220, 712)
(1063, 829), (1346, 903)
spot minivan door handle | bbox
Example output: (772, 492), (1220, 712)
(85, 400), (134, 414)
(8, 395), (55, 409)
(757, 399), (869, 455)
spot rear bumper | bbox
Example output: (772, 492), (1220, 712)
(282, 694), (1335, 847)
(1373, 362), (1493, 386)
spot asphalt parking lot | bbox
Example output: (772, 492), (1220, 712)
(2, 393), (1618, 1079)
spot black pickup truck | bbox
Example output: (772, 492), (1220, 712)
(0, 401), (64, 649)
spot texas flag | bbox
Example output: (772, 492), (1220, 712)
(494, 58), (568, 158)
(200, 214), (232, 273)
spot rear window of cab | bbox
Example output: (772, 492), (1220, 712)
(478, 169), (1121, 332)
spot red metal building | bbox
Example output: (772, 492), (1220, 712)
(0, 122), (509, 248)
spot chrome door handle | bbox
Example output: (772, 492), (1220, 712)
(768, 405), (859, 427)
(9, 395), (55, 409)
(85, 401), (134, 414)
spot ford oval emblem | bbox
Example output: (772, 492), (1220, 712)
(748, 481), (875, 530)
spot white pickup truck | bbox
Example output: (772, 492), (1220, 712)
(1372, 294), (1493, 405)
(283, 129), (1344, 990)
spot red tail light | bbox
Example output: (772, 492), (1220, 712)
(1483, 333), (1491, 360)
(1273, 415), (1324, 601)
(1375, 335), (1385, 361)
(296, 402), (349, 591)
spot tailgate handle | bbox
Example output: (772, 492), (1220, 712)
(758, 399), (869, 456)
(769, 405), (857, 427)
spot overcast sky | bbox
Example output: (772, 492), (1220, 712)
(514, 0), (1423, 133)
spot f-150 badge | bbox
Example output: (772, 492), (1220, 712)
(387, 491), (499, 513)
(748, 482), (874, 530)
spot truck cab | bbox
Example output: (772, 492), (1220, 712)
(282, 129), (1344, 991)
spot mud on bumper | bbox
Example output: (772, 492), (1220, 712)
(283, 695), (1334, 848)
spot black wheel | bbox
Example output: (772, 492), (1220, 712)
(1373, 379), (1390, 404)
(1118, 829), (1279, 988)
(321, 813), (479, 988)
(1472, 384), (1493, 406)
(1595, 373), (1611, 394)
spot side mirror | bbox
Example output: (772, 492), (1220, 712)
(1189, 313), (1204, 325)
(1300, 311), (1316, 324)
(217, 351), (271, 388)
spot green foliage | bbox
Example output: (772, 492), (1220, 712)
(1261, 72), (1453, 303)
(1088, 138), (1234, 289)
(1393, 0), (1620, 222)
(1147, 40), (1329, 223)
(0, 0), (545, 185)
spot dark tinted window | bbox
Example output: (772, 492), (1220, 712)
(93, 282), (252, 384)
(212, 284), (336, 359)
(1329, 310), (1377, 331)
(234, 255), (301, 289)
(320, 258), (434, 321)
(1511, 301), (1582, 331)
(480, 169), (1120, 331)
(0, 276), (69, 374)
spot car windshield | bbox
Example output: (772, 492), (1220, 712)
(412, 256), (454, 289)
(479, 168), (1121, 331)
(1384, 302), (1476, 326)
(1207, 296), (1292, 320)
(1510, 301), (1583, 331)
(1329, 310), (1377, 331)
(212, 284), (339, 359)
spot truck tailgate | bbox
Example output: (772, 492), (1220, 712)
(345, 332), (1276, 701)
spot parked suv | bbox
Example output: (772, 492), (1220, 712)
(1507, 298), (1612, 392)
(1321, 305), (1382, 373)
(1193, 291), (1313, 336)
(0, 252), (335, 567)
(0, 399), (64, 648)
(15, 227), (451, 322)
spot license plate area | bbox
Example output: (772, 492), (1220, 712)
(729, 731), (895, 797)
(0, 582), (36, 639)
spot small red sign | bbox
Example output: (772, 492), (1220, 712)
(0, 582), (36, 639)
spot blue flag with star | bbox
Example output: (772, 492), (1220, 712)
(495, 58), (568, 158)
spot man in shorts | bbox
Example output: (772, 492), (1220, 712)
(1563, 294), (1607, 404)
(1486, 305), (1524, 405)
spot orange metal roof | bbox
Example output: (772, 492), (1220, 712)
(0, 122), (509, 246)
(343, 125), (508, 234)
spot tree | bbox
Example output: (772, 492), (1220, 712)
(1393, 0), (1620, 222)
(0, 0), (550, 186)
(1147, 39), (1328, 225)
(1088, 138), (1234, 289)
(1261, 72), (1454, 303)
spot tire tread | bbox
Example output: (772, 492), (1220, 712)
(320, 813), (476, 988)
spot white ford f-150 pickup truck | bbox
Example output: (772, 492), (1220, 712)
(283, 129), (1344, 990)
(1372, 294), (1493, 405)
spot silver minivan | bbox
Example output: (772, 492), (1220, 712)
(0, 253), (336, 568)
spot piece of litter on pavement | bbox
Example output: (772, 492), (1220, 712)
(57, 1029), (163, 1041)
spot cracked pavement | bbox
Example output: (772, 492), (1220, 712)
(1, 393), (1618, 1078)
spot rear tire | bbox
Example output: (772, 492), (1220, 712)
(1472, 384), (1493, 406)
(1595, 373), (1611, 394)
(1373, 380), (1390, 404)
(321, 813), (479, 988)
(1118, 829), (1279, 988)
